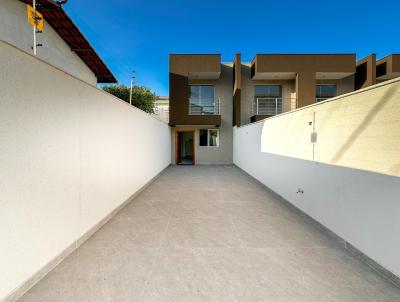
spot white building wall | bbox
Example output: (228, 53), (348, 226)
(0, 41), (171, 301)
(0, 0), (98, 85)
(233, 79), (400, 278)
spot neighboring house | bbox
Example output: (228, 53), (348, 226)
(169, 53), (400, 165)
(355, 54), (400, 90)
(153, 96), (169, 122)
(376, 54), (400, 83)
(0, 0), (116, 85)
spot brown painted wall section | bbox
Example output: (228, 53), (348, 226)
(169, 54), (221, 126)
(355, 54), (376, 90)
(296, 71), (315, 108)
(251, 115), (271, 123)
(376, 54), (400, 77)
(253, 54), (355, 73)
(252, 54), (356, 108)
(233, 54), (241, 126)
(392, 55), (400, 72)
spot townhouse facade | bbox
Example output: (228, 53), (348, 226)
(169, 53), (400, 165)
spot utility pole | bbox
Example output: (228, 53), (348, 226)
(33, 0), (37, 55)
(129, 70), (136, 105)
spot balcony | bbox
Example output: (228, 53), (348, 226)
(251, 97), (297, 122)
(189, 97), (220, 115)
(169, 55), (222, 126)
(252, 97), (282, 116)
(153, 107), (169, 122)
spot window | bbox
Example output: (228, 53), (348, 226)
(255, 85), (282, 97)
(199, 129), (219, 147)
(254, 85), (282, 115)
(189, 85), (215, 115)
(316, 85), (336, 102)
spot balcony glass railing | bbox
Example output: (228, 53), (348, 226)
(189, 97), (220, 115)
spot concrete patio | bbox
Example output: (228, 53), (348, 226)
(19, 165), (400, 302)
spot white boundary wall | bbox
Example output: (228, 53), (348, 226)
(0, 41), (171, 300)
(233, 80), (400, 278)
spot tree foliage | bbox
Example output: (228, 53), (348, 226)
(102, 84), (156, 113)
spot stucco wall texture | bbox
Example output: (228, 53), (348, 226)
(0, 0), (97, 85)
(233, 79), (400, 278)
(259, 78), (400, 177)
(0, 40), (171, 300)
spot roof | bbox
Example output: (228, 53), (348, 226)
(157, 96), (169, 100)
(20, 0), (116, 83)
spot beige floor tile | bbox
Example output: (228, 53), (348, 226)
(163, 218), (241, 248)
(84, 217), (169, 249)
(18, 165), (400, 302)
(116, 198), (177, 219)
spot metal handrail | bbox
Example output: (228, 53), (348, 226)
(153, 107), (169, 122)
(316, 97), (333, 103)
(252, 97), (283, 116)
(189, 97), (220, 115)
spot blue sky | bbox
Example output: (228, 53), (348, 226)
(65, 0), (399, 96)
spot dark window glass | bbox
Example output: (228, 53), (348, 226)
(376, 62), (387, 78)
(199, 129), (208, 146)
(255, 85), (282, 97)
(316, 85), (336, 102)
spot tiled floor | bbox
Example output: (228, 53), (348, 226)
(19, 165), (400, 301)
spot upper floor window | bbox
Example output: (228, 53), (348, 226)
(316, 85), (336, 102)
(253, 85), (283, 115)
(189, 85), (219, 115)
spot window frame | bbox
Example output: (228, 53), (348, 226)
(315, 84), (337, 103)
(189, 85), (216, 115)
(254, 84), (283, 98)
(253, 84), (283, 115)
(199, 129), (220, 148)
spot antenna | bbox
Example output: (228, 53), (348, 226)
(30, 0), (43, 55)
(33, 0), (37, 55)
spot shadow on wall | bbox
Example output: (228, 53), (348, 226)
(257, 80), (400, 177)
(331, 84), (397, 164)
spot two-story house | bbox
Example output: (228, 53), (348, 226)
(169, 53), (400, 165)
(169, 54), (233, 165)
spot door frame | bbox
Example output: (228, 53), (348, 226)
(175, 130), (195, 165)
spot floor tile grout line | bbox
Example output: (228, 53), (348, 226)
(137, 187), (182, 300)
(17, 166), (400, 301)
(229, 214), (245, 248)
